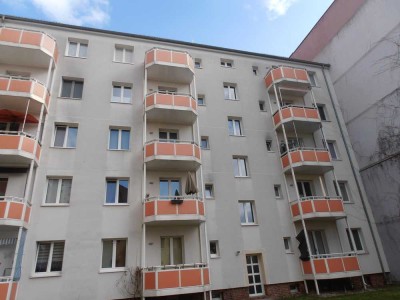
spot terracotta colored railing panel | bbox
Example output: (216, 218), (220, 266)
(24, 206), (31, 223)
(144, 198), (205, 219)
(291, 197), (345, 218)
(144, 272), (156, 290)
(265, 66), (310, 89)
(0, 134), (41, 162)
(281, 149), (332, 170)
(301, 255), (360, 275)
(314, 259), (327, 273)
(327, 258), (344, 273)
(0, 282), (8, 300)
(181, 269), (202, 287)
(145, 93), (197, 112)
(8, 202), (23, 220)
(158, 270), (179, 289)
(145, 141), (200, 161)
(343, 257), (360, 271)
(0, 198), (30, 223)
(145, 48), (194, 71)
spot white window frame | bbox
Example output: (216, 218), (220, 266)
(43, 178), (72, 206)
(105, 179), (129, 205)
(327, 141), (339, 160)
(224, 84), (237, 100)
(209, 240), (220, 258)
(346, 228), (366, 254)
(239, 201), (256, 225)
(307, 71), (317, 87)
(220, 59), (233, 68)
(283, 237), (293, 253)
(111, 84), (132, 103)
(66, 39), (88, 58)
(101, 239), (127, 271)
(108, 128), (130, 150)
(33, 241), (65, 276)
(274, 185), (282, 199)
(53, 125), (78, 148)
(205, 184), (214, 199)
(114, 45), (134, 64)
(228, 118), (243, 136)
(233, 157), (249, 177)
(60, 78), (84, 99)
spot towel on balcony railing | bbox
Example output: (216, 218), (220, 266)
(296, 230), (310, 261)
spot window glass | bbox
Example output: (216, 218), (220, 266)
(328, 142), (337, 159)
(35, 243), (50, 272)
(59, 179), (72, 204)
(106, 180), (117, 203)
(102, 240), (113, 268)
(161, 237), (171, 265)
(50, 242), (65, 272)
(245, 202), (254, 223)
(109, 129), (119, 149)
(112, 86), (122, 101)
(45, 179), (58, 203)
(121, 130), (130, 150)
(67, 42), (78, 56)
(78, 44), (88, 58)
(115, 48), (123, 62)
(118, 180), (128, 203)
(317, 105), (327, 121)
(54, 126), (66, 147)
(72, 81), (83, 99)
(159, 180), (169, 198)
(61, 80), (73, 98)
(205, 184), (213, 199)
(123, 87), (132, 102)
(115, 240), (126, 267)
(66, 127), (78, 148)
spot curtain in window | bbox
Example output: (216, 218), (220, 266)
(51, 242), (65, 272)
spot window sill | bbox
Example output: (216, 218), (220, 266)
(65, 55), (87, 59)
(210, 256), (220, 259)
(224, 98), (239, 101)
(205, 197), (214, 200)
(220, 66), (235, 69)
(103, 203), (129, 206)
(50, 146), (77, 150)
(201, 148), (210, 150)
(343, 201), (354, 205)
(229, 134), (246, 137)
(99, 268), (127, 274)
(321, 120), (331, 122)
(30, 272), (62, 279)
(267, 151), (275, 153)
(195, 67), (203, 69)
(198, 104), (206, 107)
(285, 251), (294, 254)
(58, 97), (82, 100)
(41, 203), (70, 207)
(108, 149), (131, 152)
(241, 223), (258, 227)
(234, 176), (250, 179)
(332, 158), (342, 161)
(112, 61), (134, 65)
(110, 101), (132, 105)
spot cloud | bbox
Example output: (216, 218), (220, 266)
(262, 0), (298, 20)
(30, 0), (110, 26)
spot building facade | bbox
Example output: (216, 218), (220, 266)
(0, 15), (388, 300)
(291, 0), (400, 282)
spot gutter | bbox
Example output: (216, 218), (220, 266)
(321, 66), (389, 282)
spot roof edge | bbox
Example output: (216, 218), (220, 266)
(1, 14), (330, 68)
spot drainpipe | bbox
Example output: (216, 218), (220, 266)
(320, 66), (388, 282)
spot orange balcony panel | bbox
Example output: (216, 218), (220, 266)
(144, 272), (156, 290)
(301, 201), (313, 214)
(271, 106), (322, 133)
(7, 202), (23, 220)
(281, 149), (333, 174)
(314, 200), (329, 212)
(0, 198), (31, 227)
(203, 268), (210, 285)
(314, 259), (327, 273)
(327, 258), (345, 273)
(265, 66), (311, 94)
(0, 135), (41, 166)
(24, 206), (31, 223)
(0, 281), (17, 300)
(291, 203), (300, 217)
(145, 48), (194, 84)
(302, 261), (312, 274)
(343, 257), (360, 272)
(158, 270), (180, 289)
(291, 197), (346, 221)
(145, 93), (197, 124)
(181, 269), (202, 287)
(145, 141), (201, 171)
(329, 199), (344, 212)
(0, 27), (57, 68)
(144, 198), (205, 224)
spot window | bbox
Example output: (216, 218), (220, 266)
(158, 86), (177, 95)
(346, 228), (365, 253)
(35, 241), (65, 274)
(112, 85), (132, 103)
(252, 66), (258, 75)
(160, 179), (181, 198)
(101, 239), (126, 269)
(334, 181), (351, 202)
(53, 125), (78, 148)
(327, 141), (339, 159)
(205, 184), (214, 199)
(200, 137), (209, 149)
(194, 58), (202, 68)
(0, 178), (8, 199)
(66, 40), (88, 58)
(106, 179), (128, 204)
(246, 255), (264, 296)
(220, 59), (233, 68)
(212, 291), (223, 300)
(0, 122), (19, 132)
(114, 45), (133, 64)
(224, 84), (237, 100)
(159, 129), (178, 142)
(317, 104), (327, 121)
(308, 72), (317, 86)
(233, 157), (249, 177)
(283, 237), (293, 253)
(60, 79), (83, 99)
(266, 140), (273, 151)
(109, 128), (130, 150)
(197, 95), (205, 106)
(259, 101), (266, 111)
(228, 118), (243, 136)
(296, 181), (313, 198)
(308, 230), (328, 256)
(239, 201), (256, 224)
(161, 237), (183, 265)
(210, 240), (220, 258)
(274, 185), (282, 198)
(45, 178), (72, 205)
(287, 138), (304, 150)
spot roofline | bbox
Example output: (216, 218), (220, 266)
(1, 14), (330, 68)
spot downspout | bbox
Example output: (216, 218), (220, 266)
(320, 66), (388, 282)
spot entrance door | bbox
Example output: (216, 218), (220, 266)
(246, 255), (264, 296)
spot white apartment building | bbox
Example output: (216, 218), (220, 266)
(0, 15), (389, 300)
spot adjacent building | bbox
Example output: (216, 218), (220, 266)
(291, 0), (400, 282)
(0, 14), (389, 300)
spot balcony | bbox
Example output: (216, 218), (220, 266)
(281, 148), (333, 174)
(0, 279), (17, 300)
(0, 133), (41, 166)
(290, 197), (346, 221)
(273, 106), (321, 133)
(143, 264), (210, 297)
(145, 140), (201, 171)
(301, 253), (362, 280)
(0, 27), (58, 68)
(145, 92), (197, 124)
(0, 197), (31, 228)
(265, 66), (310, 96)
(144, 197), (205, 225)
(145, 48), (194, 84)
(0, 76), (50, 113)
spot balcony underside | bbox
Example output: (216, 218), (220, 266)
(143, 285), (211, 297)
(276, 119), (321, 133)
(0, 151), (38, 167)
(146, 106), (197, 125)
(303, 270), (362, 280)
(293, 212), (346, 222)
(145, 158), (201, 171)
(0, 43), (53, 69)
(283, 163), (333, 174)
(147, 64), (194, 84)
(0, 94), (45, 115)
